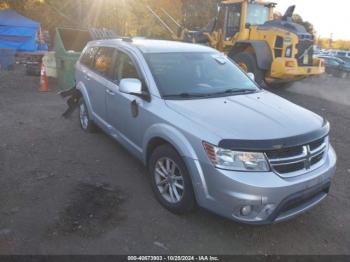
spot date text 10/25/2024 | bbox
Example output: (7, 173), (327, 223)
(127, 256), (220, 261)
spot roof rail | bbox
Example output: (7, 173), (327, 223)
(121, 37), (133, 42)
(89, 28), (118, 40)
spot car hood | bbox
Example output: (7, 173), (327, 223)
(165, 90), (325, 141)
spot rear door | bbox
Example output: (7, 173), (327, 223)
(87, 46), (115, 123)
(77, 45), (98, 100)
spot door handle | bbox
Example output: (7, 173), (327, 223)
(106, 89), (115, 96)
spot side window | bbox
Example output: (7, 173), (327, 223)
(326, 59), (339, 66)
(112, 51), (140, 84)
(226, 4), (242, 38)
(93, 47), (114, 78)
(80, 47), (98, 68)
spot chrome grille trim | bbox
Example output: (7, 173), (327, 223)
(266, 137), (328, 177)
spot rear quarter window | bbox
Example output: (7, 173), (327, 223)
(80, 46), (98, 68)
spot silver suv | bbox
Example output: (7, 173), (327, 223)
(72, 39), (336, 224)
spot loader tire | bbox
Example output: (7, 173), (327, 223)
(232, 52), (264, 85)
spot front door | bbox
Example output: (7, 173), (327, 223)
(106, 49), (147, 156)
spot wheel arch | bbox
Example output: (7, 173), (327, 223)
(76, 81), (93, 119)
(143, 124), (198, 167)
(144, 125), (207, 205)
(229, 40), (273, 70)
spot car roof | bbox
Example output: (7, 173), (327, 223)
(318, 56), (344, 62)
(88, 38), (217, 54)
(318, 55), (337, 59)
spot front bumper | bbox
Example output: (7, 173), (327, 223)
(186, 146), (336, 225)
(268, 57), (325, 82)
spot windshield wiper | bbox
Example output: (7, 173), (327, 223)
(163, 89), (256, 99)
(163, 92), (211, 99)
(209, 88), (257, 96)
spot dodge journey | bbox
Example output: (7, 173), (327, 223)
(72, 39), (336, 224)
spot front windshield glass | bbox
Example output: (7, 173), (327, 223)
(246, 4), (269, 25)
(144, 52), (258, 99)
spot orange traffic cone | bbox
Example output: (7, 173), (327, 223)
(39, 63), (49, 92)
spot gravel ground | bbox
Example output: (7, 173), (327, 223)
(0, 66), (349, 255)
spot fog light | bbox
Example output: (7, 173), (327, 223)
(240, 205), (252, 216)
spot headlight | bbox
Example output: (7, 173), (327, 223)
(203, 142), (270, 172)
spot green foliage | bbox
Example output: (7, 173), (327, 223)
(317, 38), (350, 50)
(181, 0), (220, 30)
(292, 14), (315, 35)
(2, 0), (349, 50)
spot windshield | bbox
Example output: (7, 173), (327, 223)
(246, 4), (270, 25)
(144, 52), (258, 99)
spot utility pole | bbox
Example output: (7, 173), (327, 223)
(329, 33), (333, 49)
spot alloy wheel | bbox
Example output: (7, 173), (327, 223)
(79, 103), (89, 130)
(154, 157), (185, 204)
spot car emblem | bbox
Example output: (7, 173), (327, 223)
(303, 145), (312, 169)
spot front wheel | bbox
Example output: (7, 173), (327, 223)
(148, 144), (195, 214)
(232, 52), (264, 85)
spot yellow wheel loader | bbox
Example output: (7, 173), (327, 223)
(148, 0), (325, 86)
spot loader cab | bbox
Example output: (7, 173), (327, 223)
(216, 3), (242, 40)
(219, 0), (274, 40)
(246, 2), (274, 26)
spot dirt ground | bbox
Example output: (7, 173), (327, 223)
(0, 66), (349, 255)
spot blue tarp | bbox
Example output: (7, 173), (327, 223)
(0, 9), (40, 52)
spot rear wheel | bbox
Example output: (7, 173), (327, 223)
(148, 144), (195, 214)
(79, 99), (97, 133)
(232, 52), (264, 85)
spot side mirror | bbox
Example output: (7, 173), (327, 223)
(247, 72), (255, 81)
(120, 78), (142, 95)
(119, 78), (150, 101)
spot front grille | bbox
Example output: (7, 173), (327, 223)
(266, 137), (328, 177)
(273, 162), (305, 174)
(309, 137), (324, 150)
(295, 34), (314, 66)
(311, 152), (324, 165)
(266, 146), (303, 159)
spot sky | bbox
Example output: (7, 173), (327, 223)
(274, 0), (350, 40)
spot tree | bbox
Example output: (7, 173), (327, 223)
(181, 0), (219, 30)
(292, 14), (315, 36)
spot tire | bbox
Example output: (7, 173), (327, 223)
(78, 99), (97, 133)
(232, 52), (264, 85)
(148, 144), (195, 214)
